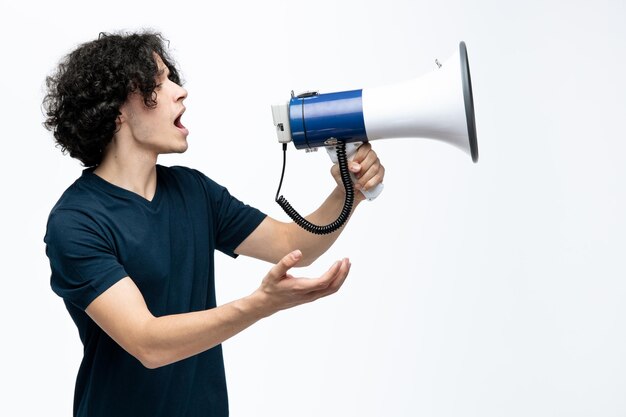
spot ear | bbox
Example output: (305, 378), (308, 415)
(117, 103), (129, 126)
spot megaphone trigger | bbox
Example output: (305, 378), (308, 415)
(326, 143), (384, 201)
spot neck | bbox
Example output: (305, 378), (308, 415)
(94, 138), (159, 201)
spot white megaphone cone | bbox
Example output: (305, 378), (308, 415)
(363, 41), (478, 162)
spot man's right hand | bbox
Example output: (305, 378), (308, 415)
(85, 250), (350, 369)
(250, 250), (351, 317)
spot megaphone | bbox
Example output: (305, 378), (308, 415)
(271, 41), (478, 234)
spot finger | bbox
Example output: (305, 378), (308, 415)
(353, 150), (381, 188)
(268, 250), (302, 281)
(321, 258), (351, 293)
(350, 147), (378, 177)
(304, 257), (349, 293)
(289, 259), (342, 293)
(307, 258), (351, 300)
(357, 163), (385, 192)
(352, 142), (372, 165)
(348, 143), (373, 174)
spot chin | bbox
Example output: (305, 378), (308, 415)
(174, 139), (189, 153)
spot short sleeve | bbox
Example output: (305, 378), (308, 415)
(44, 209), (129, 310)
(198, 173), (266, 258)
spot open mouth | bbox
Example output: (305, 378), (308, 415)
(173, 110), (189, 136)
(174, 114), (185, 129)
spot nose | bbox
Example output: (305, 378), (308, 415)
(177, 84), (188, 101)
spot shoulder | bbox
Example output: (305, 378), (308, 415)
(45, 172), (116, 246)
(47, 173), (105, 223)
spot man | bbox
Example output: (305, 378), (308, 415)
(43, 31), (384, 417)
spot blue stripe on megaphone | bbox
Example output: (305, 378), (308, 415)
(289, 89), (368, 149)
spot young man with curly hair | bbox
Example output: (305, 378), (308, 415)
(43, 31), (384, 417)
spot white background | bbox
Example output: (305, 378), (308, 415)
(1, 0), (625, 416)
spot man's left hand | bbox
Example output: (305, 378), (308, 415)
(330, 142), (385, 202)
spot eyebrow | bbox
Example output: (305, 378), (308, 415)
(156, 66), (170, 79)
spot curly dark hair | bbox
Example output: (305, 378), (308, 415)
(43, 31), (182, 167)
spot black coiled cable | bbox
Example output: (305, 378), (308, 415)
(275, 141), (354, 235)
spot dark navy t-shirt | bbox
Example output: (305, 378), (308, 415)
(44, 165), (266, 417)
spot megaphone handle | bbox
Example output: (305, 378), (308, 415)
(326, 143), (384, 201)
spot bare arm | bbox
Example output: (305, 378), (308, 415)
(235, 186), (355, 266)
(235, 143), (385, 266)
(86, 250), (350, 369)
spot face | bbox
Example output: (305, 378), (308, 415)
(118, 55), (189, 156)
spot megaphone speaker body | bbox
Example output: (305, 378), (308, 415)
(273, 42), (478, 162)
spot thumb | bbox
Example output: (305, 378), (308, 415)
(269, 249), (302, 280)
